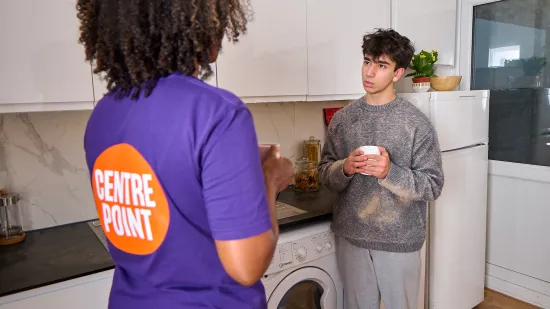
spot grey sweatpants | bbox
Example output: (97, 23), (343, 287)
(336, 236), (421, 309)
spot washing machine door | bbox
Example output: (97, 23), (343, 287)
(267, 267), (336, 309)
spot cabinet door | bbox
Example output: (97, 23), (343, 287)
(392, 0), (457, 66)
(429, 145), (488, 309)
(306, 0), (391, 100)
(216, 0), (308, 102)
(0, 0), (94, 106)
(0, 273), (113, 309)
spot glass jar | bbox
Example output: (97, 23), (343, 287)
(294, 158), (319, 193)
(0, 190), (25, 245)
(303, 136), (321, 164)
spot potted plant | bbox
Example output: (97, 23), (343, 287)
(520, 56), (546, 76)
(504, 56), (546, 76)
(504, 56), (546, 87)
(406, 49), (438, 92)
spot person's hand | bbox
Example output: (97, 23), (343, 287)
(343, 148), (370, 176)
(262, 145), (294, 192)
(362, 146), (391, 179)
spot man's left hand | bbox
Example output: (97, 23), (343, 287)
(363, 146), (391, 179)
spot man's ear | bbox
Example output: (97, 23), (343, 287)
(393, 67), (405, 82)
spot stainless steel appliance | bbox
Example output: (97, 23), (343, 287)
(488, 88), (550, 167)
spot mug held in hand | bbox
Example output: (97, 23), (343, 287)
(358, 145), (380, 176)
(259, 143), (281, 164)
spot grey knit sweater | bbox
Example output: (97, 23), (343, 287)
(318, 95), (444, 253)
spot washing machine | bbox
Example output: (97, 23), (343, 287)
(261, 219), (343, 309)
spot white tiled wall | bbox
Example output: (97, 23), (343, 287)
(0, 100), (351, 231)
(248, 100), (350, 160)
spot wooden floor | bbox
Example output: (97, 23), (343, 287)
(474, 289), (541, 309)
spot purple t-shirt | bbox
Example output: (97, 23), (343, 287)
(84, 73), (272, 308)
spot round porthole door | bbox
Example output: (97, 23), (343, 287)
(267, 267), (337, 309)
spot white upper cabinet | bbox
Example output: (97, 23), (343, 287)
(392, 0), (457, 66)
(0, 0), (461, 112)
(216, 0), (308, 102)
(306, 0), (391, 100)
(0, 0), (94, 112)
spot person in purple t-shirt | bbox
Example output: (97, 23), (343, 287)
(76, 1), (294, 308)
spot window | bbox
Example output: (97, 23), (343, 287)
(488, 45), (520, 67)
(472, 0), (550, 168)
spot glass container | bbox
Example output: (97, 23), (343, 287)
(294, 158), (319, 193)
(304, 136), (321, 164)
(0, 191), (25, 245)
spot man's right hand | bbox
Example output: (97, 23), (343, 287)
(343, 148), (370, 176)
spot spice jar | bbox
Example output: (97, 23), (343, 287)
(0, 190), (25, 245)
(294, 158), (319, 193)
(303, 136), (321, 164)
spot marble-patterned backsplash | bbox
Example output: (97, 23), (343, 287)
(0, 111), (96, 231)
(247, 100), (351, 160)
(0, 100), (351, 231)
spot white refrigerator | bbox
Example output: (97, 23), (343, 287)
(399, 90), (490, 309)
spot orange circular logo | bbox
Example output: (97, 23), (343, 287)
(92, 143), (170, 255)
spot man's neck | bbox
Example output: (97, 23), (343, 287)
(365, 87), (396, 106)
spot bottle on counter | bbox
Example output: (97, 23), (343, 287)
(0, 189), (25, 246)
(303, 136), (321, 164)
(294, 157), (319, 193)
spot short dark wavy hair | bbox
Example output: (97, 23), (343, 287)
(76, 0), (252, 100)
(362, 29), (415, 71)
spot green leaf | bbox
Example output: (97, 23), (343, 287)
(408, 49), (438, 78)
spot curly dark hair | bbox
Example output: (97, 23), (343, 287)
(76, 0), (252, 100)
(362, 28), (415, 71)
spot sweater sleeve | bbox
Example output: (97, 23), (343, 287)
(379, 128), (444, 202)
(318, 120), (354, 192)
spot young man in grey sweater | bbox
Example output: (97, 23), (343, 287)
(318, 29), (445, 309)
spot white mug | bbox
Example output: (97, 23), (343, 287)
(358, 145), (380, 176)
